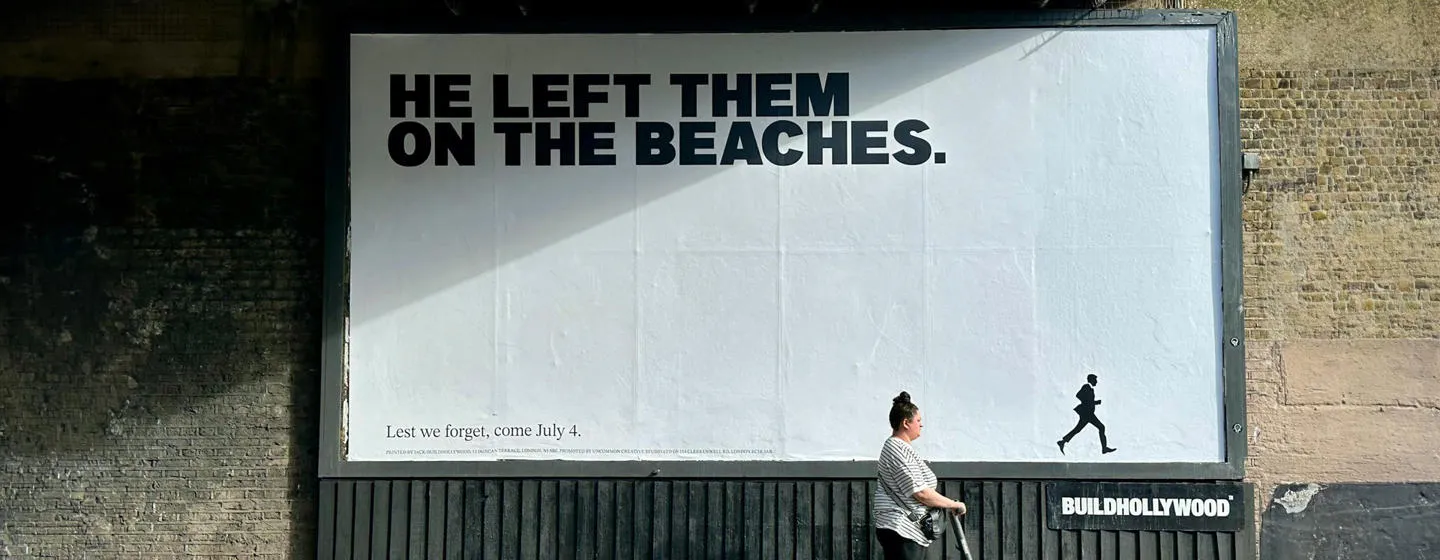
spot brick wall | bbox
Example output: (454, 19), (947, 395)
(1239, 70), (1440, 338)
(0, 79), (324, 557)
(1236, 66), (1440, 550)
(0, 0), (321, 79)
(1203, 0), (1440, 553)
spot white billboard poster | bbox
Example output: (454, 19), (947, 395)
(345, 27), (1224, 464)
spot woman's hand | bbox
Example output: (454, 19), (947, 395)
(913, 488), (967, 515)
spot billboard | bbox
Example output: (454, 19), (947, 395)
(331, 15), (1243, 476)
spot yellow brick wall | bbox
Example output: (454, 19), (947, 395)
(1203, 0), (1440, 472)
(1194, 0), (1440, 554)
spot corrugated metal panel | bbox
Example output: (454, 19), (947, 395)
(318, 479), (1254, 560)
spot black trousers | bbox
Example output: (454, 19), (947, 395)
(1061, 411), (1108, 448)
(876, 528), (926, 560)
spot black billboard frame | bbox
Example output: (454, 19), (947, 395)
(320, 8), (1246, 481)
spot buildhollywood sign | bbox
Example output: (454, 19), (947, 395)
(1061, 496), (1233, 518)
(1046, 482), (1246, 532)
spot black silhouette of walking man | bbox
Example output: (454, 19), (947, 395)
(1057, 374), (1116, 454)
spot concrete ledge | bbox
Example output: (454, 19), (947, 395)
(1249, 403), (1440, 482)
(1283, 339), (1440, 408)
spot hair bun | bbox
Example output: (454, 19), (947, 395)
(893, 391), (911, 405)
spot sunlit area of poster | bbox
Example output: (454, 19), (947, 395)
(344, 27), (1224, 463)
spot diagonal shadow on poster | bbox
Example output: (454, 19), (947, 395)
(332, 16), (1236, 476)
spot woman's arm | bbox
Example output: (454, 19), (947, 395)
(912, 487), (967, 514)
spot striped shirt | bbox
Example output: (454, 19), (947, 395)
(873, 436), (937, 546)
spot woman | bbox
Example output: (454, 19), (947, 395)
(874, 391), (967, 560)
